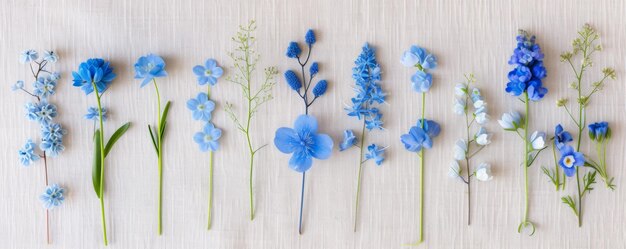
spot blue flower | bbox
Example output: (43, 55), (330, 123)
(43, 50), (59, 63)
(310, 62), (319, 76)
(498, 111), (523, 130)
(286, 42), (302, 58)
(40, 136), (65, 157)
(33, 76), (57, 99)
(26, 101), (57, 124)
(41, 122), (66, 141)
(505, 32), (548, 101)
(365, 144), (385, 166)
(410, 70), (432, 92)
(40, 184), (65, 209)
(18, 139), (40, 166)
(186, 93), (215, 122)
(72, 58), (116, 95)
(312, 80), (328, 97)
(20, 49), (38, 64)
(11, 80), (24, 91)
(365, 113), (383, 130)
(134, 54), (168, 87)
(526, 79), (548, 101)
(193, 123), (222, 152)
(85, 107), (108, 121)
(588, 121), (610, 142)
(274, 115), (334, 172)
(401, 45), (437, 69)
(305, 29), (316, 46)
(400, 119), (441, 152)
(558, 145), (585, 177)
(193, 59), (224, 86)
(339, 130), (357, 151)
(554, 124), (573, 149)
(346, 43), (387, 130)
(284, 70), (302, 91)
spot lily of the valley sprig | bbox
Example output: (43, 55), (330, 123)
(399, 45), (440, 245)
(224, 20), (278, 220)
(188, 58), (224, 230)
(14, 49), (66, 244)
(449, 74), (493, 226)
(274, 29), (333, 235)
(553, 24), (616, 227)
(134, 54), (171, 235)
(340, 43), (387, 232)
(73, 58), (131, 245)
(499, 30), (548, 236)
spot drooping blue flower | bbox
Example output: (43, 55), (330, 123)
(85, 107), (108, 121)
(554, 124), (573, 149)
(26, 101), (57, 124)
(193, 59), (224, 86)
(505, 32), (548, 101)
(309, 62), (319, 76)
(33, 76), (57, 99)
(43, 50), (59, 63)
(134, 54), (168, 87)
(312, 80), (328, 97)
(410, 70), (433, 93)
(286, 41), (302, 58)
(588, 121), (610, 142)
(186, 93), (215, 122)
(40, 136), (65, 157)
(41, 122), (66, 141)
(72, 58), (116, 95)
(274, 115), (334, 172)
(20, 49), (38, 64)
(11, 80), (24, 91)
(339, 130), (357, 151)
(40, 184), (65, 209)
(401, 45), (437, 69)
(18, 139), (40, 166)
(284, 70), (302, 91)
(558, 145), (585, 177)
(365, 144), (385, 166)
(193, 123), (222, 152)
(400, 119), (441, 152)
(305, 29), (316, 46)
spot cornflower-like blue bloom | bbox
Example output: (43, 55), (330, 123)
(43, 50), (59, 63)
(286, 42), (302, 58)
(26, 101), (57, 124)
(588, 121), (610, 142)
(339, 130), (357, 151)
(40, 136), (65, 157)
(305, 29), (316, 45)
(193, 123), (222, 152)
(558, 145), (585, 177)
(18, 139), (40, 166)
(134, 54), (168, 87)
(20, 49), (38, 64)
(400, 119), (441, 152)
(40, 184), (65, 209)
(41, 122), (66, 141)
(554, 124), (573, 149)
(85, 107), (108, 121)
(274, 115), (333, 172)
(193, 59), (224, 86)
(11, 80), (24, 91)
(346, 43), (386, 131)
(72, 58), (116, 95)
(365, 144), (385, 165)
(505, 32), (548, 101)
(186, 93), (215, 122)
(33, 76), (57, 99)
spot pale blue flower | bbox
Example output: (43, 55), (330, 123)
(365, 144), (385, 166)
(134, 54), (168, 87)
(453, 98), (466, 115)
(40, 184), (65, 209)
(400, 119), (441, 152)
(193, 123), (222, 152)
(274, 115), (334, 172)
(20, 49), (38, 64)
(40, 136), (65, 157)
(26, 101), (57, 124)
(498, 111), (522, 131)
(193, 59), (223, 86)
(41, 122), (66, 141)
(11, 80), (24, 91)
(558, 145), (585, 177)
(43, 50), (59, 63)
(475, 163), (493, 181)
(33, 76), (57, 99)
(85, 107), (108, 121)
(453, 139), (467, 160)
(530, 131), (547, 150)
(475, 127), (492, 145)
(410, 70), (432, 92)
(18, 139), (40, 166)
(339, 130), (357, 151)
(186, 93), (215, 122)
(401, 45), (437, 69)
(455, 83), (468, 96)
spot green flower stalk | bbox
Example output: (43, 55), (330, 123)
(225, 20), (278, 220)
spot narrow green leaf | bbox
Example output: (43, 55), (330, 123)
(92, 130), (103, 198)
(148, 125), (159, 154)
(561, 196), (579, 217)
(160, 101), (171, 129)
(104, 122), (132, 157)
(160, 120), (167, 142)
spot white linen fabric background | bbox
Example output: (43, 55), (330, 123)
(1, 0), (625, 248)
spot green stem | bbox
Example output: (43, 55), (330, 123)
(153, 79), (163, 235)
(92, 82), (108, 246)
(418, 91), (425, 243)
(522, 92), (530, 227)
(464, 95), (472, 226)
(551, 142), (561, 191)
(575, 64), (585, 228)
(353, 120), (367, 232)
(207, 151), (214, 230)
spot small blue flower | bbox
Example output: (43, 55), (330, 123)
(312, 80), (328, 97)
(186, 93), (215, 122)
(41, 122), (66, 141)
(85, 107), (108, 121)
(72, 58), (116, 95)
(305, 29), (316, 46)
(286, 42), (302, 58)
(40, 184), (65, 209)
(526, 79), (548, 101)
(554, 124), (573, 149)
(401, 45), (437, 69)
(193, 59), (224, 86)
(365, 144), (385, 166)
(40, 136), (65, 157)
(274, 115), (334, 172)
(410, 70), (433, 92)
(309, 62), (319, 76)
(193, 123), (222, 152)
(11, 80), (24, 91)
(43, 50), (59, 63)
(284, 70), (302, 91)
(134, 54), (168, 87)
(33, 76), (57, 99)
(339, 130), (357, 151)
(18, 139), (40, 166)
(26, 101), (57, 124)
(20, 49), (38, 64)
(400, 119), (441, 152)
(558, 145), (585, 177)
(588, 121), (610, 142)
(365, 113), (383, 130)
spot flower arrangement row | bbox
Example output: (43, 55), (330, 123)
(13, 21), (615, 246)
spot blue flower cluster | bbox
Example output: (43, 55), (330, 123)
(187, 59), (223, 152)
(401, 119), (441, 152)
(588, 121), (610, 142)
(505, 32), (548, 101)
(401, 45), (437, 92)
(72, 58), (116, 95)
(40, 184), (65, 209)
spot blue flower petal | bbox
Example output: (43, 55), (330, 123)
(288, 150), (313, 172)
(310, 134), (333, 159)
(274, 127), (300, 154)
(294, 115), (318, 134)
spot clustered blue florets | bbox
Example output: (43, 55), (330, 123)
(187, 59), (223, 152)
(72, 58), (117, 95)
(505, 32), (548, 101)
(401, 45), (437, 93)
(346, 43), (386, 131)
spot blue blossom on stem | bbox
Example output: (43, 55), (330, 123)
(401, 45), (437, 69)
(558, 145), (585, 177)
(43, 50), (59, 63)
(505, 31), (548, 101)
(365, 144), (385, 166)
(284, 70), (302, 91)
(286, 42), (302, 58)
(186, 93), (215, 122)
(410, 71), (433, 93)
(11, 80), (24, 91)
(554, 124), (573, 149)
(194, 123), (222, 152)
(498, 111), (523, 131)
(346, 43), (386, 129)
(20, 49), (38, 64)
(193, 59), (224, 86)
(26, 101), (57, 124)
(400, 119), (441, 152)
(18, 139), (40, 166)
(134, 54), (168, 87)
(40, 136), (65, 157)
(85, 107), (108, 121)
(312, 80), (328, 97)
(588, 121), (610, 142)
(339, 130), (357, 151)
(72, 58), (116, 95)
(34, 76), (57, 99)
(274, 115), (333, 172)
(305, 29), (316, 45)
(41, 123), (66, 141)
(40, 184), (65, 209)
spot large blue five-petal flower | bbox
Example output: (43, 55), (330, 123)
(274, 115), (334, 172)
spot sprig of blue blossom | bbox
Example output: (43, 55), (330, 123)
(339, 43), (387, 232)
(274, 29), (333, 235)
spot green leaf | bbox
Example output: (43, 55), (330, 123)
(148, 125), (159, 154)
(582, 171), (597, 196)
(159, 101), (171, 141)
(561, 195), (579, 217)
(104, 122), (132, 157)
(92, 130), (103, 199)
(541, 166), (558, 186)
(160, 120), (167, 142)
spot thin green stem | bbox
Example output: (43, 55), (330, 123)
(575, 54), (585, 227)
(418, 92), (425, 243)
(353, 120), (367, 232)
(153, 79), (163, 235)
(207, 151), (214, 230)
(464, 95), (472, 226)
(551, 142), (561, 191)
(522, 92), (530, 227)
(92, 82), (108, 246)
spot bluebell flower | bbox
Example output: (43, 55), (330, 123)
(284, 70), (302, 91)
(41, 122), (66, 141)
(309, 62), (319, 76)
(475, 127), (492, 145)
(401, 45), (437, 69)
(410, 70), (432, 92)
(193, 123), (222, 152)
(33, 76), (57, 99)
(20, 49), (38, 64)
(134, 54), (168, 87)
(192, 59), (224, 86)
(400, 119), (441, 152)
(558, 145), (585, 177)
(365, 144), (385, 166)
(530, 131), (547, 150)
(11, 80), (24, 91)
(305, 29), (316, 45)
(18, 139), (40, 166)
(40, 136), (65, 157)
(588, 121), (610, 142)
(312, 80), (328, 97)
(339, 130), (357, 151)
(43, 50), (59, 63)
(455, 83), (468, 96)
(274, 115), (333, 172)
(286, 42), (302, 58)
(72, 58), (116, 95)
(554, 124), (573, 149)
(505, 32), (548, 101)
(26, 101), (57, 124)
(40, 184), (65, 209)
(186, 93), (215, 122)
(498, 111), (523, 131)
(85, 107), (108, 121)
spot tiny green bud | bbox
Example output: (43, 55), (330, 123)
(556, 98), (568, 107)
